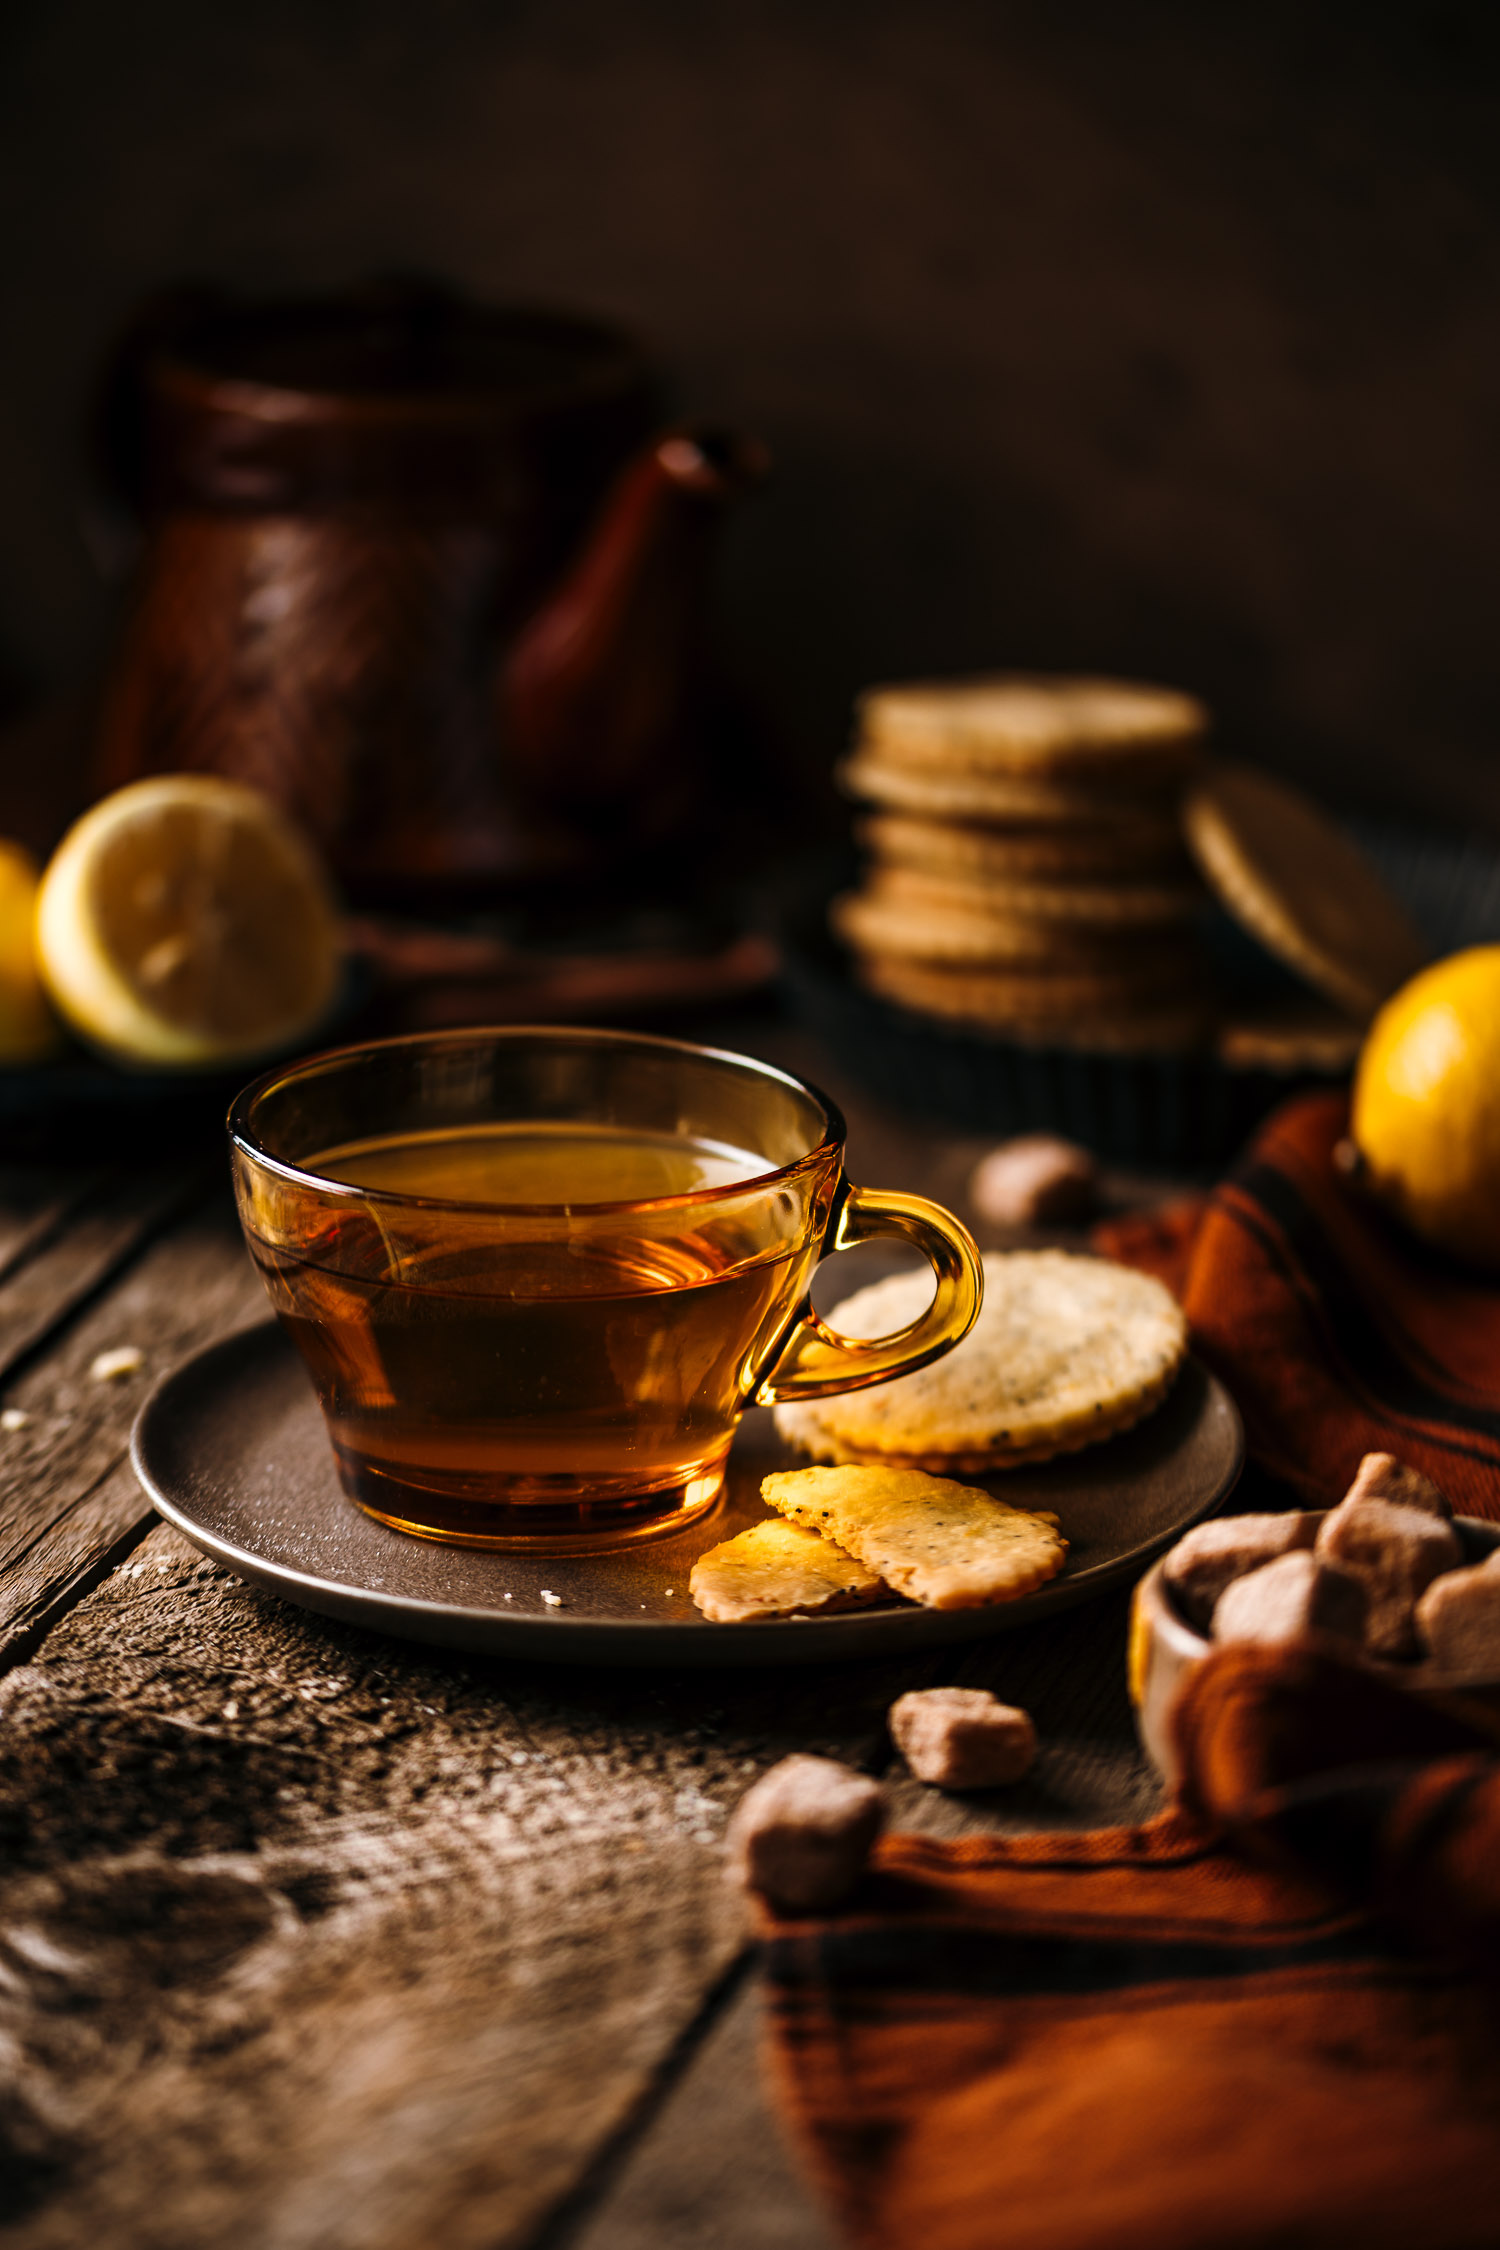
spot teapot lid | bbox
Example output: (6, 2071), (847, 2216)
(107, 281), (657, 515)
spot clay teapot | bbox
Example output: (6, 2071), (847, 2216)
(89, 282), (768, 905)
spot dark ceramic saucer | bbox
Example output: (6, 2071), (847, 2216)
(132, 1323), (1243, 1669)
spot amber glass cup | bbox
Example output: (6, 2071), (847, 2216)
(229, 1027), (981, 1551)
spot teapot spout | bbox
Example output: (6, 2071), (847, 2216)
(499, 427), (768, 847)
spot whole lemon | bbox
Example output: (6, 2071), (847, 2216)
(1352, 944), (1500, 1268)
(0, 838), (59, 1063)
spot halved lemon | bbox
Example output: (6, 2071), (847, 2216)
(0, 839), (61, 1063)
(36, 776), (342, 1070)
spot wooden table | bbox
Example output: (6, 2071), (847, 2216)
(0, 1024), (1166, 2250)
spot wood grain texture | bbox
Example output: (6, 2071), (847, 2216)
(0, 1190), (266, 1659)
(563, 1594), (1157, 2250)
(0, 1166), (108, 1284)
(0, 1498), (975, 2250)
(883, 1585), (1161, 1842)
(0, 1161), (205, 1387)
(0, 1525), (1148, 2248)
(564, 1979), (841, 2250)
(0, 1074), (1166, 2248)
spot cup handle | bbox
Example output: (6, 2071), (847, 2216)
(753, 1183), (982, 1407)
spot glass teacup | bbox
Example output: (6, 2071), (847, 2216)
(229, 1027), (981, 1550)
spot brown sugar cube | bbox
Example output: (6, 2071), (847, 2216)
(1315, 1496), (1463, 1659)
(889, 1687), (1037, 1790)
(1416, 1558), (1500, 1676)
(1211, 1550), (1368, 1649)
(969, 1135), (1099, 1227)
(724, 1754), (884, 1911)
(1163, 1512), (1320, 1633)
(1343, 1451), (1453, 1522)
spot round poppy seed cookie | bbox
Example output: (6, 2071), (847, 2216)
(773, 1250), (1187, 1469)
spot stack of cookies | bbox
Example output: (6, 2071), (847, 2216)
(832, 674), (1211, 1049)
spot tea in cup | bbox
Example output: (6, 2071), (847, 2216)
(230, 1028), (981, 1550)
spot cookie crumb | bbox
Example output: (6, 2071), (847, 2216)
(1, 1408), (30, 1431)
(90, 1346), (144, 1382)
(539, 1589), (563, 1608)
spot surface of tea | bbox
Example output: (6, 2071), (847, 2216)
(315, 1122), (769, 1205)
(247, 1124), (811, 1546)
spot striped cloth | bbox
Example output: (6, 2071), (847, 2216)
(1096, 1089), (1500, 1519)
(760, 1646), (1500, 2250)
(759, 1093), (1500, 2247)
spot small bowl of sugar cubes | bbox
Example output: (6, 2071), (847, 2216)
(1130, 1451), (1500, 1783)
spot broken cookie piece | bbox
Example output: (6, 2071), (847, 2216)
(1163, 1512), (1320, 1634)
(1342, 1452), (1453, 1522)
(1315, 1496), (1463, 1659)
(1212, 1550), (1368, 1650)
(724, 1754), (884, 1911)
(889, 1687), (1036, 1789)
(761, 1464), (1067, 1610)
(689, 1519), (887, 1623)
(1416, 1557), (1500, 1675)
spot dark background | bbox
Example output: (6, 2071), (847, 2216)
(4, 0), (1499, 835)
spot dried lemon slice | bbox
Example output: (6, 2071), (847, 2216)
(36, 776), (341, 1069)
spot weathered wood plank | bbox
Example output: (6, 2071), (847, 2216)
(0, 1458), (161, 1668)
(0, 1503), (1145, 2250)
(563, 1977), (840, 2250)
(0, 1503), (972, 2250)
(879, 1586), (1160, 1842)
(0, 1063), (1174, 2250)
(0, 1165), (110, 1285)
(0, 1161), (209, 1388)
(566, 1592), (1156, 2250)
(0, 1192), (267, 1657)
